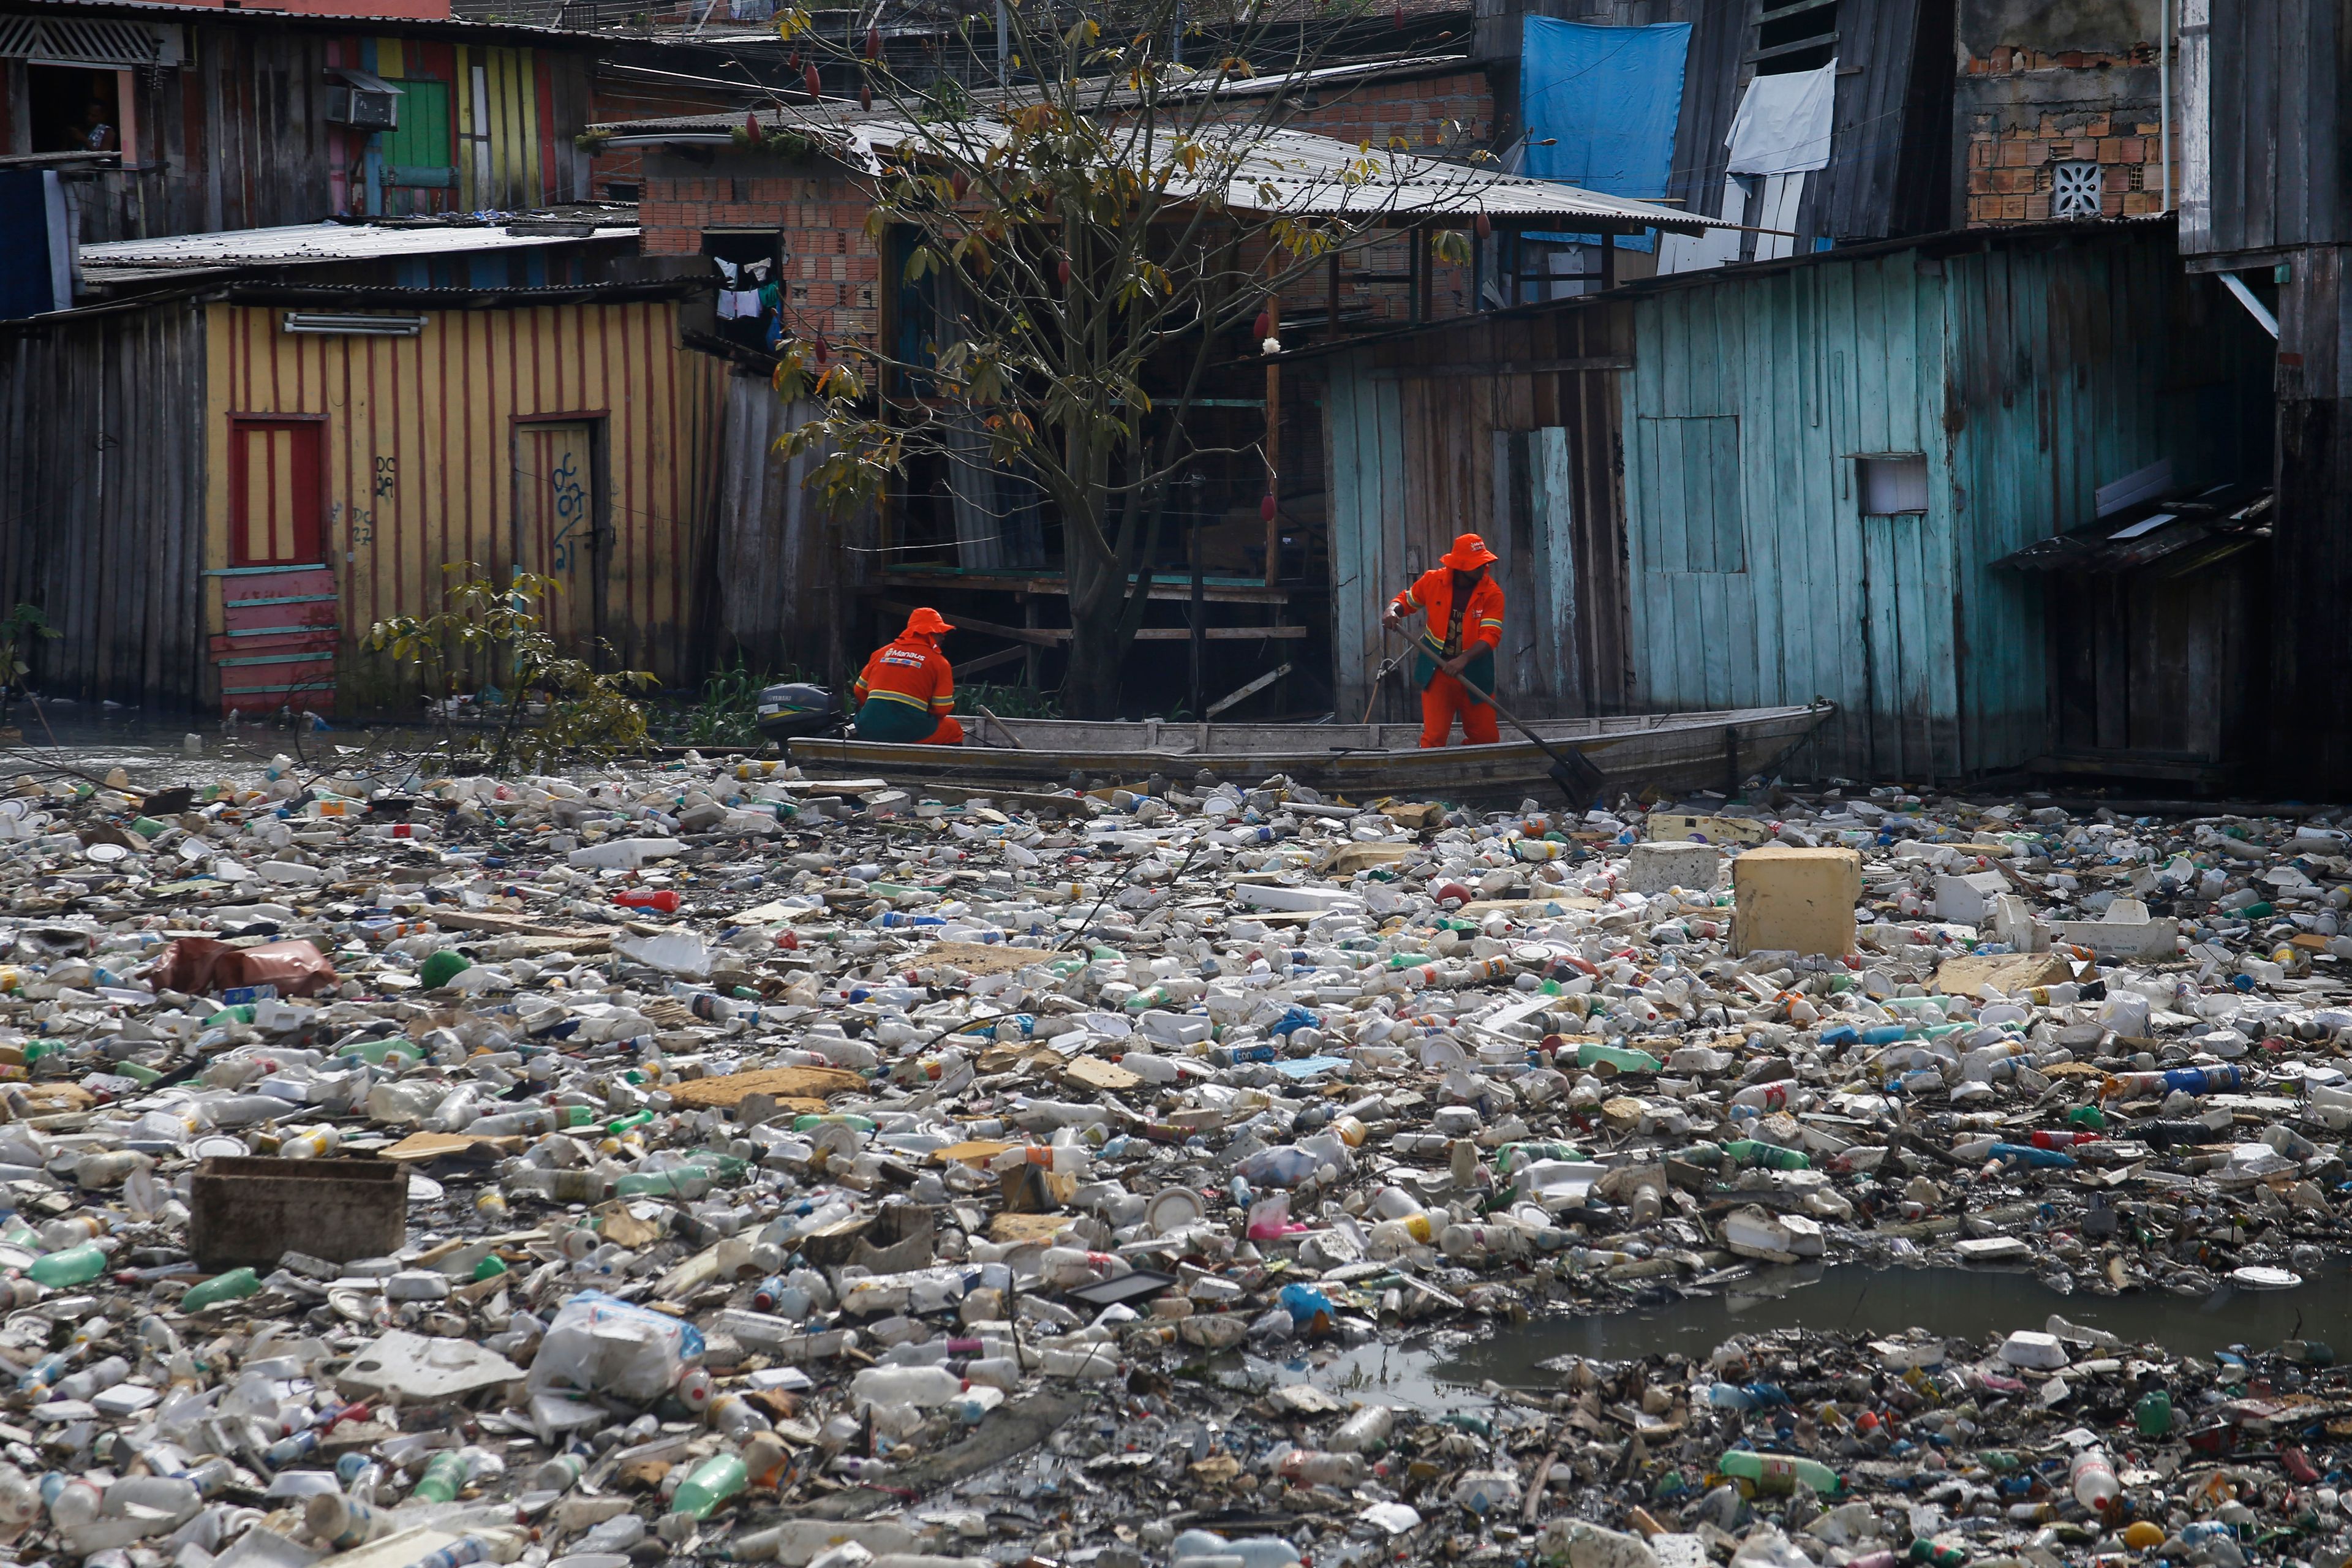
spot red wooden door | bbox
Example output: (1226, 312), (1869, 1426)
(213, 419), (340, 716)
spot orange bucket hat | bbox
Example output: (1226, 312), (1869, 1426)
(1440, 533), (1499, 571)
(904, 608), (952, 638)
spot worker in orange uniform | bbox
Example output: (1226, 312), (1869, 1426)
(1382, 533), (1505, 748)
(851, 608), (964, 745)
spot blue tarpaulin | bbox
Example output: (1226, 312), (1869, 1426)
(1520, 18), (1690, 252)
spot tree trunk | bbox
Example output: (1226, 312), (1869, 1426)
(1060, 559), (1129, 718)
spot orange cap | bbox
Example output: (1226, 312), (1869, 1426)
(904, 608), (951, 638)
(1440, 532), (1498, 571)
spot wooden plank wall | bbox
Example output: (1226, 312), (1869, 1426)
(1615, 228), (2274, 782)
(203, 300), (724, 714)
(2272, 244), (2352, 791)
(1792, 0), (1957, 242)
(709, 379), (859, 690)
(1322, 306), (1632, 724)
(0, 301), (208, 707)
(2198, 0), (2352, 258)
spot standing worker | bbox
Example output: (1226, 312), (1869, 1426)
(1382, 533), (1504, 748)
(851, 608), (964, 745)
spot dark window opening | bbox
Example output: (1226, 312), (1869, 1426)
(703, 230), (782, 353)
(1752, 0), (1838, 75)
(29, 66), (120, 155)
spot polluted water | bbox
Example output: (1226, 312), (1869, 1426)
(0, 741), (2345, 1568)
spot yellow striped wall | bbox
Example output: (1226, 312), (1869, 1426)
(202, 300), (725, 713)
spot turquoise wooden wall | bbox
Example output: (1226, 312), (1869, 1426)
(1618, 232), (2273, 782)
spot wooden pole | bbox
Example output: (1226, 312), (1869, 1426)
(1264, 294), (1281, 588)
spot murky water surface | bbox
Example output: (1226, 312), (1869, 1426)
(1297, 1263), (2352, 1409)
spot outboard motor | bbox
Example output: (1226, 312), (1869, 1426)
(754, 682), (841, 741)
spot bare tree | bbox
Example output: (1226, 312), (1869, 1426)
(772, 0), (1493, 717)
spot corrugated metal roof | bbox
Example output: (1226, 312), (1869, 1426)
(10, 0), (616, 43)
(80, 220), (639, 270)
(596, 102), (1740, 232)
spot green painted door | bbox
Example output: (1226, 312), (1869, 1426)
(382, 78), (454, 198)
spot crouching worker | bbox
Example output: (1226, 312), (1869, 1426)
(851, 608), (964, 745)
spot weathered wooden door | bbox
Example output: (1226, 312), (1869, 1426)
(1859, 511), (1962, 782)
(511, 419), (608, 662)
(1493, 427), (1582, 713)
(213, 418), (338, 717)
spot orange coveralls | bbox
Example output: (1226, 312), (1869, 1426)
(1390, 566), (1504, 748)
(852, 634), (964, 745)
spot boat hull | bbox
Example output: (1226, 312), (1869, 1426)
(786, 702), (1833, 798)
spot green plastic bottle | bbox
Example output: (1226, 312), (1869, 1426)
(27, 1243), (108, 1287)
(668, 1455), (748, 1519)
(417, 950), (472, 989)
(1716, 1449), (1842, 1496)
(1722, 1139), (1812, 1171)
(179, 1267), (260, 1312)
(412, 1450), (469, 1504)
(2133, 1389), (2173, 1437)
(614, 1165), (716, 1198)
(1577, 1041), (1662, 1074)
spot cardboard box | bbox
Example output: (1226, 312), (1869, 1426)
(1732, 844), (1862, 957)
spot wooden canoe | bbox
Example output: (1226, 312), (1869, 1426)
(786, 701), (1834, 797)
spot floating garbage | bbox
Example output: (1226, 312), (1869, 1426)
(0, 744), (2338, 1564)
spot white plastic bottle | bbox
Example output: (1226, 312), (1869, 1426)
(848, 1365), (965, 1409)
(1329, 1405), (1395, 1453)
(2070, 1447), (2120, 1511)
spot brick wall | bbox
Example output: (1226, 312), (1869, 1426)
(1958, 47), (2170, 225)
(587, 83), (755, 197)
(1286, 66), (1495, 153)
(638, 156), (884, 345)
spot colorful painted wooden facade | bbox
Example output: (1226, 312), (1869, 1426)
(0, 2), (739, 242)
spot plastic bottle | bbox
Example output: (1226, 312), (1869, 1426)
(2070, 1447), (2119, 1510)
(180, 1268), (260, 1312)
(1275, 1450), (1367, 1487)
(669, 1455), (748, 1519)
(848, 1365), (965, 1409)
(2134, 1389), (2173, 1436)
(28, 1243), (108, 1287)
(1721, 1139), (1811, 1171)
(1170, 1530), (1301, 1568)
(1329, 1405), (1395, 1453)
(47, 1476), (100, 1529)
(403, 1538), (491, 1568)
(616, 889), (682, 913)
(1716, 1450), (1842, 1496)
(47, 1355), (127, 1403)
(527, 1453), (586, 1493)
(1578, 1041), (1662, 1074)
(304, 1493), (393, 1550)
(410, 1450), (470, 1504)
(503, 1168), (615, 1204)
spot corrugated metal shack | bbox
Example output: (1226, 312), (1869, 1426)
(0, 219), (725, 717)
(1303, 219), (2275, 782)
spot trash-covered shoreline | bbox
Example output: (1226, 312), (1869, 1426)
(0, 744), (2349, 1568)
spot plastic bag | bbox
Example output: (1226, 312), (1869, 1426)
(527, 1291), (704, 1404)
